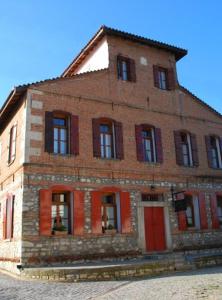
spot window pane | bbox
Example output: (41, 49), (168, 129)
(122, 61), (128, 81)
(53, 118), (66, 126)
(60, 142), (67, 154)
(105, 134), (111, 146)
(54, 141), (58, 153)
(54, 128), (58, 140)
(100, 125), (109, 133)
(60, 129), (67, 141)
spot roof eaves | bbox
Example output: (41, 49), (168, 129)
(179, 85), (222, 119)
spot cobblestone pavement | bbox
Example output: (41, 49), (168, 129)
(0, 267), (222, 300)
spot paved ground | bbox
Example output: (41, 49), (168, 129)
(0, 266), (222, 300)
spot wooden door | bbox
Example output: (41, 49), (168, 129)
(144, 207), (166, 252)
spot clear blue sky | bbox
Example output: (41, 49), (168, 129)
(0, 1), (221, 113)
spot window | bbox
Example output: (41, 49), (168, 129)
(101, 193), (117, 233)
(210, 136), (221, 169)
(142, 194), (163, 202)
(53, 116), (68, 154)
(142, 129), (155, 162)
(117, 55), (136, 82)
(185, 195), (195, 227)
(153, 65), (175, 90)
(52, 193), (71, 235)
(100, 123), (114, 159)
(3, 195), (14, 239)
(181, 132), (192, 166)
(217, 196), (222, 225)
(8, 125), (17, 164)
(45, 111), (79, 156)
(92, 118), (124, 160)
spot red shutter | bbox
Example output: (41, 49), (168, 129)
(92, 119), (101, 158)
(155, 128), (163, 163)
(205, 135), (213, 168)
(178, 211), (187, 231)
(70, 115), (79, 155)
(45, 112), (53, 153)
(174, 131), (183, 165)
(190, 134), (199, 167)
(210, 193), (220, 229)
(153, 65), (159, 88)
(167, 68), (176, 90)
(73, 191), (84, 236)
(115, 121), (124, 160)
(220, 137), (222, 157)
(39, 189), (52, 236)
(91, 191), (102, 234)
(120, 192), (132, 233)
(2, 199), (7, 239)
(129, 59), (136, 82)
(198, 193), (208, 229)
(135, 125), (144, 161)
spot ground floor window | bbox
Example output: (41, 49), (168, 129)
(217, 196), (222, 225)
(185, 194), (200, 229)
(52, 192), (71, 234)
(101, 193), (117, 233)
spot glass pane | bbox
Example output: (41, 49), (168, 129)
(100, 125), (109, 133)
(54, 128), (58, 140)
(51, 205), (57, 218)
(106, 207), (114, 219)
(53, 118), (65, 126)
(54, 141), (58, 153)
(100, 134), (104, 146)
(105, 134), (111, 146)
(60, 142), (67, 154)
(122, 61), (128, 80)
(106, 146), (112, 158)
(145, 139), (151, 151)
(60, 129), (67, 141)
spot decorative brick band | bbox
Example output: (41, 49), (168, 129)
(0, 257), (20, 263)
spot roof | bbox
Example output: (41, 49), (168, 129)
(62, 25), (188, 77)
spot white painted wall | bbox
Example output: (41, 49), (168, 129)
(74, 38), (109, 74)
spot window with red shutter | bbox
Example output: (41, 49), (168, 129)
(73, 191), (84, 236)
(91, 191), (102, 234)
(120, 192), (132, 233)
(210, 193), (220, 229)
(174, 131), (196, 167)
(153, 65), (176, 90)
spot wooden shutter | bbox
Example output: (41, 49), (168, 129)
(120, 192), (132, 233)
(205, 135), (213, 168)
(70, 115), (79, 155)
(129, 59), (136, 82)
(220, 137), (222, 157)
(198, 193), (208, 229)
(73, 191), (84, 236)
(115, 121), (124, 160)
(39, 189), (52, 236)
(167, 68), (176, 90)
(190, 134), (199, 167)
(6, 196), (13, 239)
(2, 199), (7, 239)
(135, 125), (144, 161)
(92, 118), (101, 158)
(210, 193), (220, 229)
(174, 131), (183, 165)
(178, 211), (187, 231)
(117, 55), (122, 79)
(91, 191), (102, 234)
(153, 65), (159, 88)
(155, 128), (163, 163)
(45, 111), (53, 153)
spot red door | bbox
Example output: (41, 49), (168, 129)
(144, 207), (166, 252)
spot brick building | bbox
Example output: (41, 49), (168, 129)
(0, 26), (222, 274)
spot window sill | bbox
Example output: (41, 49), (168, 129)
(95, 157), (122, 162)
(49, 153), (74, 158)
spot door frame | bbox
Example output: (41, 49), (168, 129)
(137, 194), (172, 253)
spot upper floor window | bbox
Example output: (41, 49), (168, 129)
(117, 55), (136, 82)
(205, 135), (222, 169)
(142, 129), (155, 162)
(100, 123), (114, 159)
(8, 124), (17, 164)
(153, 65), (175, 90)
(45, 111), (79, 156)
(174, 131), (199, 167)
(92, 118), (124, 160)
(135, 124), (163, 163)
(53, 116), (68, 154)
